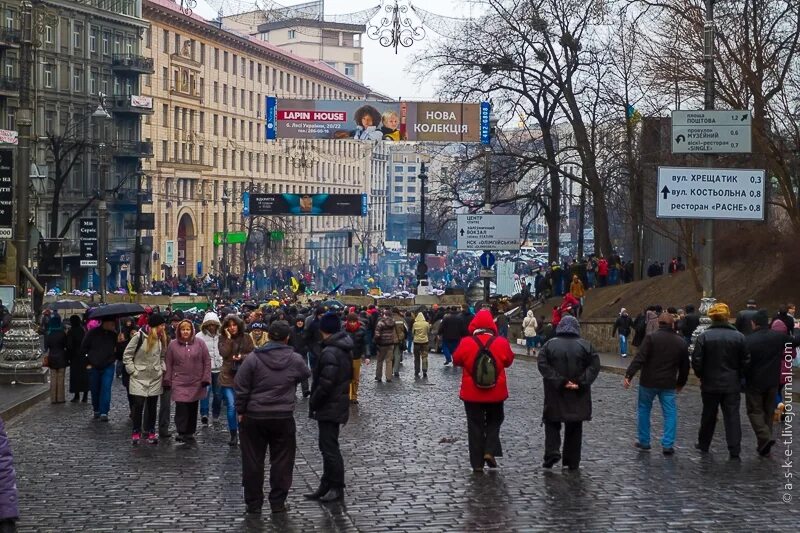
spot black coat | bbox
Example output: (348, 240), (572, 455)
(612, 315), (632, 337)
(735, 309), (759, 335)
(745, 328), (792, 392)
(537, 334), (601, 422)
(80, 327), (119, 370)
(309, 332), (353, 424)
(439, 313), (462, 341)
(631, 314), (647, 347)
(290, 326), (308, 356)
(691, 324), (750, 393)
(66, 326), (89, 393)
(625, 326), (690, 389)
(682, 313), (701, 338)
(44, 330), (68, 369)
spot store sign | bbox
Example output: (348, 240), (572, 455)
(266, 97), (489, 143)
(79, 217), (98, 267)
(249, 193), (367, 217)
(0, 150), (12, 238)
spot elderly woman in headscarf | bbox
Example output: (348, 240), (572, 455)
(44, 314), (68, 403)
(537, 315), (600, 471)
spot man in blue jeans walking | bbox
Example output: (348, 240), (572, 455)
(623, 312), (690, 455)
(80, 317), (120, 421)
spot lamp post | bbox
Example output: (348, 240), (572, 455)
(483, 110), (499, 304)
(416, 162), (428, 289)
(92, 94), (112, 302)
(221, 187), (230, 297)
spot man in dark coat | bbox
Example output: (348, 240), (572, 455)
(735, 299), (759, 335)
(692, 303), (750, 459)
(80, 317), (119, 421)
(611, 308), (633, 358)
(744, 310), (792, 456)
(624, 313), (690, 455)
(235, 321), (311, 515)
(439, 307), (462, 366)
(305, 313), (353, 503)
(681, 304), (700, 344)
(537, 315), (600, 470)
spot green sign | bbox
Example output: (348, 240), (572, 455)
(214, 231), (247, 245)
(270, 231), (285, 241)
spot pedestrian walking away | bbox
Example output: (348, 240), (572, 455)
(374, 310), (398, 382)
(43, 315), (68, 404)
(522, 311), (538, 357)
(412, 312), (431, 378)
(537, 315), (600, 470)
(80, 316), (120, 421)
(235, 320), (311, 515)
(624, 312), (689, 455)
(452, 309), (514, 473)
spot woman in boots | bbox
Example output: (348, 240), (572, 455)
(65, 315), (89, 402)
(219, 314), (254, 446)
(44, 315), (68, 404)
(164, 319), (210, 444)
(124, 314), (168, 445)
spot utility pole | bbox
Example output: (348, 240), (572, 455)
(701, 0), (715, 298)
(97, 144), (108, 303)
(133, 172), (143, 294)
(13, 1), (33, 295)
(416, 162), (428, 290)
(221, 187), (229, 297)
(483, 111), (498, 304)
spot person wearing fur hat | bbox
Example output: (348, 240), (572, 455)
(691, 302), (750, 459)
(197, 311), (223, 426)
(44, 314), (68, 403)
(537, 315), (600, 470)
(304, 312), (353, 503)
(124, 314), (168, 444)
(219, 314), (255, 447)
(164, 319), (211, 444)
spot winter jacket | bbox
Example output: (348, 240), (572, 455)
(691, 323), (750, 394)
(0, 416), (18, 520)
(250, 332), (269, 349)
(597, 258), (609, 276)
(537, 320), (601, 422)
(164, 322), (211, 403)
(344, 321), (367, 359)
(309, 331), (354, 424)
(44, 330), (68, 369)
(196, 312), (222, 372)
(290, 324), (308, 356)
(412, 313), (431, 344)
(393, 314), (407, 344)
(439, 313), (463, 341)
(644, 311), (659, 336)
(304, 317), (324, 357)
(631, 313), (648, 347)
(612, 314), (633, 337)
(66, 322), (89, 393)
(80, 326), (119, 370)
(234, 342), (311, 418)
(218, 314), (255, 388)
(522, 311), (538, 338)
(452, 310), (514, 404)
(735, 308), (759, 335)
(123, 330), (166, 397)
(569, 278), (585, 299)
(375, 316), (398, 346)
(744, 327), (792, 392)
(459, 311), (474, 338)
(625, 326), (690, 389)
(681, 312), (701, 339)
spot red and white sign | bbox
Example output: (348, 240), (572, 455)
(0, 129), (18, 145)
(131, 95), (153, 109)
(277, 110), (346, 122)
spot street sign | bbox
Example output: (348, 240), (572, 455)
(656, 167), (765, 220)
(213, 231), (247, 245)
(79, 217), (98, 267)
(479, 269), (495, 279)
(479, 251), (496, 269)
(456, 214), (520, 251)
(671, 110), (751, 154)
(0, 150), (13, 239)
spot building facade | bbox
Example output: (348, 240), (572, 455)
(141, 0), (377, 284)
(386, 143), (425, 243)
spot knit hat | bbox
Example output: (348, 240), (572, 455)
(620, 308), (627, 316)
(267, 320), (291, 341)
(771, 319), (788, 334)
(148, 314), (166, 328)
(556, 315), (581, 336)
(657, 312), (674, 326)
(708, 303), (730, 321)
(249, 322), (266, 331)
(319, 312), (341, 334)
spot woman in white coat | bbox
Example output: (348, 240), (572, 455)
(123, 314), (168, 445)
(522, 310), (539, 357)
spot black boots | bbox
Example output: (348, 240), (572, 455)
(303, 484), (330, 500)
(81, 392), (88, 403)
(70, 394), (79, 403)
(229, 430), (238, 447)
(319, 488), (344, 502)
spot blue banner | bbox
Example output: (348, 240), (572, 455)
(361, 194), (368, 216)
(242, 191), (250, 217)
(480, 102), (491, 145)
(266, 96), (277, 140)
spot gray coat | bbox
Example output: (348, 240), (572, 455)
(234, 342), (311, 417)
(123, 330), (166, 398)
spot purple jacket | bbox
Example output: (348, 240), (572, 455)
(164, 323), (211, 403)
(0, 416), (18, 520)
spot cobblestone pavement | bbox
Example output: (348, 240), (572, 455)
(5, 355), (799, 532)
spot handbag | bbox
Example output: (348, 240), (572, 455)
(42, 353), (50, 368)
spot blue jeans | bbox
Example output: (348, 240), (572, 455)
(406, 336), (413, 353)
(442, 339), (458, 363)
(200, 372), (221, 418)
(619, 335), (628, 356)
(221, 386), (238, 431)
(90, 364), (115, 416)
(637, 386), (677, 448)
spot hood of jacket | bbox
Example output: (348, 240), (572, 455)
(556, 315), (581, 336)
(222, 313), (247, 339)
(201, 312), (221, 331)
(646, 310), (658, 322)
(526, 310), (534, 319)
(415, 312), (427, 324)
(468, 309), (498, 335)
(323, 330), (354, 352)
(175, 319), (197, 344)
(254, 341), (301, 370)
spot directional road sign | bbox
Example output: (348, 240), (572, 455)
(456, 214), (520, 251)
(479, 251), (496, 269)
(656, 167), (765, 221)
(671, 110), (751, 154)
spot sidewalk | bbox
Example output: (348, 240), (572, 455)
(0, 382), (49, 420)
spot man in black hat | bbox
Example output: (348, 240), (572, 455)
(305, 312), (352, 503)
(235, 321), (311, 514)
(735, 299), (759, 335)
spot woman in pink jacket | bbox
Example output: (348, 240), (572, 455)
(164, 319), (211, 443)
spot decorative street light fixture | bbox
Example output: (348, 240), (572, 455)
(366, 0), (426, 54)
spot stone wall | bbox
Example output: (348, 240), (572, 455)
(509, 318), (618, 353)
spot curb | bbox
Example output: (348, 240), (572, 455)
(1, 387), (50, 421)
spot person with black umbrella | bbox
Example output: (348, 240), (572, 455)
(79, 316), (119, 421)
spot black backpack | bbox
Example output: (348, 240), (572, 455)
(471, 335), (498, 389)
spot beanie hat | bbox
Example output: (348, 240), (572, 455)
(708, 303), (730, 321)
(657, 312), (674, 326)
(249, 322), (265, 331)
(771, 319), (788, 334)
(319, 312), (341, 334)
(267, 320), (291, 341)
(148, 314), (166, 328)
(556, 315), (580, 336)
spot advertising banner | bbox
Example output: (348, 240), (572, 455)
(0, 150), (12, 239)
(249, 193), (367, 217)
(266, 97), (489, 143)
(79, 217), (98, 267)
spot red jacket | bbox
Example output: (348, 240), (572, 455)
(453, 309), (514, 403)
(598, 258), (609, 276)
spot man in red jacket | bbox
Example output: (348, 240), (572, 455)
(453, 309), (515, 473)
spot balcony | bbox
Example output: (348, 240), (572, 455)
(109, 188), (153, 213)
(113, 140), (153, 159)
(0, 27), (20, 47)
(111, 54), (155, 74)
(108, 94), (155, 115)
(157, 157), (213, 172)
(0, 75), (19, 97)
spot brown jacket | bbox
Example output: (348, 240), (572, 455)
(218, 315), (255, 388)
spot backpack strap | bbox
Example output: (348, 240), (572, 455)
(472, 333), (495, 352)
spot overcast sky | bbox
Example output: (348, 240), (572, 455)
(195, 0), (476, 99)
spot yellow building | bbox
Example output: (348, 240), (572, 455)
(140, 0), (383, 283)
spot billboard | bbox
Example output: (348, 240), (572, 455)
(249, 193), (367, 217)
(266, 98), (489, 143)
